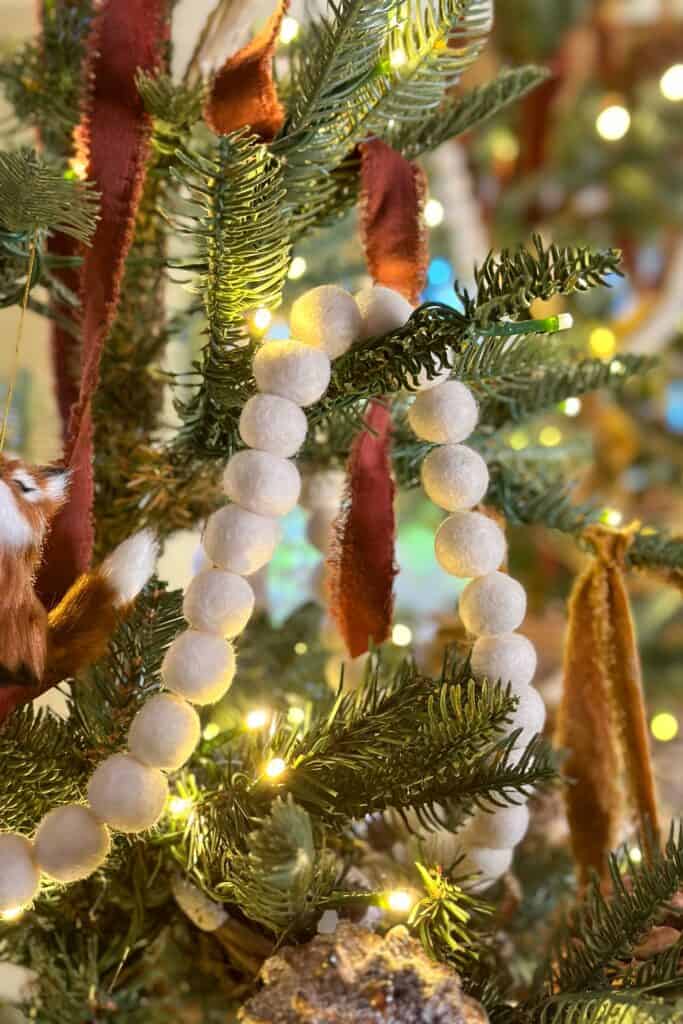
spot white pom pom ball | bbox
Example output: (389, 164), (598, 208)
(471, 633), (537, 691)
(459, 845), (513, 890)
(421, 444), (489, 511)
(203, 505), (280, 577)
(239, 394), (307, 457)
(307, 506), (338, 554)
(183, 568), (254, 637)
(128, 693), (201, 771)
(290, 285), (363, 358)
(461, 804), (529, 850)
(408, 380), (478, 443)
(324, 652), (369, 691)
(300, 469), (346, 510)
(507, 686), (546, 751)
(223, 450), (300, 518)
(460, 572), (527, 636)
(434, 511), (506, 578)
(87, 754), (168, 834)
(254, 340), (331, 407)
(34, 805), (110, 882)
(0, 834), (39, 911)
(355, 285), (413, 339)
(162, 630), (236, 705)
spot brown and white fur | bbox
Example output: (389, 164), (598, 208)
(0, 455), (158, 694)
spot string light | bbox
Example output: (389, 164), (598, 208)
(67, 156), (88, 180)
(390, 47), (407, 69)
(1, 906), (24, 922)
(245, 708), (270, 731)
(600, 507), (623, 527)
(386, 889), (416, 914)
(424, 198), (444, 227)
(279, 16), (300, 44)
(589, 326), (617, 358)
(168, 795), (194, 818)
(629, 847), (643, 865)
(562, 397), (582, 417)
(392, 623), (412, 647)
(202, 722), (220, 741)
(595, 104), (630, 141)
(660, 64), (683, 102)
(651, 712), (679, 743)
(287, 706), (306, 726)
(508, 429), (529, 451)
(251, 308), (272, 333)
(294, 641), (308, 655)
(288, 256), (307, 280)
(265, 757), (287, 780)
(539, 425), (562, 447)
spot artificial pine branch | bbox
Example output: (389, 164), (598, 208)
(0, 149), (99, 242)
(408, 862), (492, 968)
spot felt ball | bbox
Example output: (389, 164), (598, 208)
(434, 511), (506, 578)
(461, 804), (529, 850)
(421, 444), (489, 511)
(459, 845), (513, 890)
(507, 686), (546, 750)
(324, 652), (369, 692)
(254, 339), (331, 407)
(128, 694), (201, 771)
(471, 633), (537, 691)
(239, 394), (308, 457)
(223, 450), (301, 518)
(354, 284), (413, 339)
(34, 805), (110, 883)
(300, 469), (346, 510)
(87, 754), (168, 834)
(307, 506), (338, 554)
(0, 834), (39, 911)
(203, 505), (281, 577)
(407, 380), (478, 444)
(290, 285), (363, 358)
(459, 572), (527, 637)
(162, 630), (236, 705)
(183, 568), (254, 637)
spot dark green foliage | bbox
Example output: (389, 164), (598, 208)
(408, 862), (492, 967)
(136, 71), (205, 161)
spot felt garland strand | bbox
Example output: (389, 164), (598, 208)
(37, 0), (169, 608)
(557, 524), (660, 885)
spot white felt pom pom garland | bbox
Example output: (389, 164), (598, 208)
(0, 283), (542, 900)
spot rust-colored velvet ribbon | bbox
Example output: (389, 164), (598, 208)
(37, 0), (168, 608)
(204, 0), (288, 141)
(556, 525), (660, 885)
(327, 140), (427, 657)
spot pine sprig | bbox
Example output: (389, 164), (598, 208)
(136, 71), (205, 162)
(537, 991), (683, 1024)
(408, 862), (492, 967)
(0, 148), (99, 242)
(536, 828), (683, 999)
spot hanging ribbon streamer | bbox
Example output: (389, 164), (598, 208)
(204, 0), (288, 141)
(37, 0), (169, 607)
(556, 525), (660, 886)
(328, 140), (427, 657)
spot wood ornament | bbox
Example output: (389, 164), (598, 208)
(557, 524), (660, 885)
(204, 0), (289, 141)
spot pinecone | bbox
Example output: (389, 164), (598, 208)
(239, 921), (488, 1024)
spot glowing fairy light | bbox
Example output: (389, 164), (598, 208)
(660, 64), (683, 102)
(589, 327), (617, 358)
(279, 16), (300, 44)
(392, 623), (413, 647)
(651, 712), (679, 743)
(596, 104), (630, 141)
(600, 507), (623, 527)
(508, 429), (529, 451)
(562, 397), (582, 417)
(629, 847), (643, 864)
(287, 706), (305, 726)
(202, 722), (220, 741)
(1, 906), (24, 922)
(265, 757), (287, 780)
(539, 426), (562, 448)
(294, 641), (308, 655)
(251, 308), (272, 333)
(245, 708), (270, 731)
(288, 256), (307, 280)
(390, 47), (407, 69)
(386, 889), (416, 914)
(168, 796), (194, 818)
(424, 198), (444, 227)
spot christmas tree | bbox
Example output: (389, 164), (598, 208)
(0, 2), (682, 1021)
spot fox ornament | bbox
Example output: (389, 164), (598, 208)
(0, 455), (158, 716)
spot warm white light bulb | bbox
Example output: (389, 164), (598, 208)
(252, 308), (272, 332)
(392, 623), (412, 647)
(1, 906), (24, 922)
(596, 104), (630, 141)
(245, 708), (270, 730)
(203, 722), (220, 741)
(651, 712), (679, 742)
(424, 198), (444, 227)
(386, 889), (415, 914)
(660, 64), (683, 102)
(265, 757), (287, 780)
(600, 507), (623, 527)
(562, 397), (582, 417)
(390, 47), (407, 69)
(288, 256), (307, 280)
(279, 16), (300, 45)
(168, 796), (194, 817)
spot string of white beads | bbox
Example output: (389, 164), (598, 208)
(397, 280), (545, 891)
